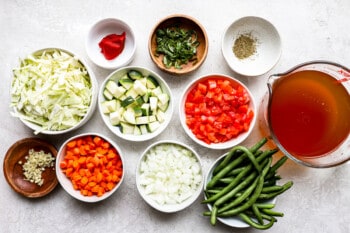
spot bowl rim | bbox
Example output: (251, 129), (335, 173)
(85, 17), (136, 69)
(179, 73), (257, 150)
(135, 139), (204, 213)
(55, 132), (125, 202)
(98, 66), (173, 142)
(148, 13), (209, 75)
(11, 47), (98, 135)
(221, 16), (282, 77)
(3, 137), (58, 198)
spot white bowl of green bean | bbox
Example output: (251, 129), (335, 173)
(202, 138), (293, 229)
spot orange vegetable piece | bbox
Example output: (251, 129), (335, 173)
(60, 135), (123, 198)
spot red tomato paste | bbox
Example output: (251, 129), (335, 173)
(99, 32), (126, 60)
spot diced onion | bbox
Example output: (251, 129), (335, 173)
(139, 143), (202, 205)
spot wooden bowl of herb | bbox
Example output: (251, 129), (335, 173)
(3, 138), (58, 198)
(149, 14), (208, 75)
(222, 16), (282, 77)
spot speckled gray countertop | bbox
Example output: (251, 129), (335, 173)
(1, 1), (350, 232)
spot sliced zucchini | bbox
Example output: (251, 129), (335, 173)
(123, 109), (136, 124)
(135, 116), (149, 125)
(121, 96), (135, 108)
(158, 93), (170, 105)
(147, 121), (161, 132)
(156, 110), (166, 123)
(119, 78), (134, 90)
(151, 86), (163, 97)
(103, 89), (114, 100)
(140, 125), (148, 134)
(105, 80), (119, 95)
(133, 79), (148, 96)
(141, 103), (150, 116)
(128, 70), (143, 80)
(109, 109), (123, 125)
(120, 122), (135, 134)
(125, 88), (139, 99)
(149, 97), (158, 111)
(101, 99), (119, 114)
(134, 126), (142, 135)
(146, 75), (159, 88)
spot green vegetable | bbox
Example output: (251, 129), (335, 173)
(102, 70), (170, 135)
(155, 27), (200, 69)
(10, 49), (92, 134)
(203, 139), (293, 230)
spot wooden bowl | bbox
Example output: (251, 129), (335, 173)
(149, 14), (208, 75)
(3, 138), (58, 198)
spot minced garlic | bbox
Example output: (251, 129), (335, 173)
(21, 149), (55, 186)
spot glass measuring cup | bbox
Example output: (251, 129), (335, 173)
(260, 61), (350, 168)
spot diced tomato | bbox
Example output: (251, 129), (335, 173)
(184, 77), (254, 144)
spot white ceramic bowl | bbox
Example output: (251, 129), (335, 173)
(10, 48), (98, 135)
(136, 140), (204, 213)
(205, 153), (276, 228)
(179, 74), (256, 150)
(86, 18), (136, 69)
(56, 133), (125, 202)
(222, 16), (282, 77)
(98, 66), (173, 142)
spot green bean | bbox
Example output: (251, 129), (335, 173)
(214, 171), (258, 208)
(203, 162), (253, 204)
(210, 205), (218, 226)
(261, 185), (284, 193)
(265, 156), (288, 179)
(244, 210), (278, 222)
(248, 137), (268, 154)
(218, 158), (272, 215)
(254, 203), (275, 209)
(238, 213), (275, 230)
(252, 204), (263, 224)
(258, 181), (293, 200)
(226, 166), (246, 176)
(261, 208), (284, 217)
(238, 146), (262, 173)
(212, 138), (268, 176)
(206, 150), (247, 189)
(218, 177), (235, 184)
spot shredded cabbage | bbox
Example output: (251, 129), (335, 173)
(10, 49), (92, 134)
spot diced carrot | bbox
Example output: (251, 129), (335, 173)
(60, 135), (123, 198)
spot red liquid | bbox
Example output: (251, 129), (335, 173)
(269, 70), (350, 158)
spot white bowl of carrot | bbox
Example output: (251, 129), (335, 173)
(56, 132), (124, 202)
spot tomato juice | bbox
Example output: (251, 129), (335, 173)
(269, 70), (350, 158)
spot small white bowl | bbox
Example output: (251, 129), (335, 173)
(86, 18), (136, 69)
(10, 48), (98, 135)
(56, 133), (125, 202)
(179, 74), (256, 150)
(98, 66), (173, 142)
(205, 153), (276, 228)
(222, 16), (282, 77)
(136, 140), (204, 213)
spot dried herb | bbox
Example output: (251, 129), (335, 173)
(232, 33), (257, 60)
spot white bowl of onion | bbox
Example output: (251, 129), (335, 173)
(136, 140), (204, 213)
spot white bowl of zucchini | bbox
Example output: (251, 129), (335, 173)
(98, 66), (173, 141)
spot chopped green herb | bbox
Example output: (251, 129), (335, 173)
(155, 27), (200, 69)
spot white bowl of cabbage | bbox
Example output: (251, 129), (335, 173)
(10, 48), (98, 135)
(136, 140), (204, 213)
(98, 66), (173, 141)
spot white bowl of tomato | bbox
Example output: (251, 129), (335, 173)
(179, 74), (256, 150)
(56, 133), (125, 202)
